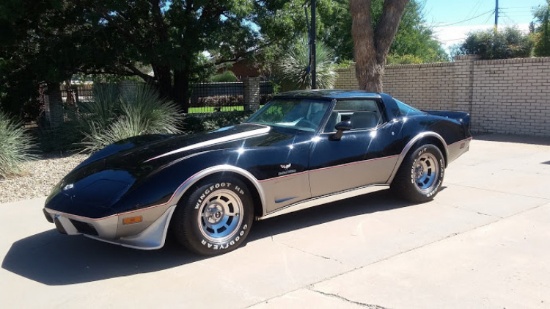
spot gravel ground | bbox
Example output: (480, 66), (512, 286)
(0, 154), (87, 204)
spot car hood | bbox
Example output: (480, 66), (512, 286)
(46, 124), (272, 215)
(78, 123), (271, 167)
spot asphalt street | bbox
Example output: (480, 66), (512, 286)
(1, 134), (550, 308)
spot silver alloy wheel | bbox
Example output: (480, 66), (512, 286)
(414, 152), (439, 191)
(196, 189), (243, 243)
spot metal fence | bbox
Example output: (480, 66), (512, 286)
(59, 81), (274, 114)
(188, 81), (274, 113)
(61, 84), (94, 104)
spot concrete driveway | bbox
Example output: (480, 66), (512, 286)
(1, 135), (550, 308)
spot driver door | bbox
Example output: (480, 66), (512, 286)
(308, 99), (399, 197)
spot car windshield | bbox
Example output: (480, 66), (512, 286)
(246, 98), (331, 132)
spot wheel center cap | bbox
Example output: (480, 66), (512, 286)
(415, 165), (424, 178)
(205, 204), (224, 224)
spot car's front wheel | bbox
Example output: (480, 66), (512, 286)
(172, 176), (254, 256)
(391, 144), (445, 203)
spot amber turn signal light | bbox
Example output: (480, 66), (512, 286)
(122, 216), (143, 225)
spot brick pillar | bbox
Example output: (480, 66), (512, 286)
(243, 77), (260, 112)
(453, 55), (479, 114)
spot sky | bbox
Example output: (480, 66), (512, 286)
(422, 0), (547, 52)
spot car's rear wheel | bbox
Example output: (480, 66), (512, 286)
(391, 144), (445, 203)
(172, 176), (254, 256)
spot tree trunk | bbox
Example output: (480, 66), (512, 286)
(350, 0), (409, 92)
(45, 82), (64, 128)
(153, 64), (172, 100)
(173, 69), (191, 113)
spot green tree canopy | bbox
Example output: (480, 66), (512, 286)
(532, 0), (550, 57)
(257, 0), (446, 65)
(1, 0), (267, 115)
(1, 0), (447, 117)
(456, 27), (533, 60)
(0, 0), (96, 117)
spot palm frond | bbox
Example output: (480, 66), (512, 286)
(79, 84), (184, 152)
(276, 36), (338, 90)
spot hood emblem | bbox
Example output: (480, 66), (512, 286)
(63, 183), (74, 191)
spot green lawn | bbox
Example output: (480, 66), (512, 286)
(187, 106), (245, 113)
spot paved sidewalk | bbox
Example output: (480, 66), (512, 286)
(1, 135), (550, 308)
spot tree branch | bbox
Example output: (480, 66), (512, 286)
(124, 64), (156, 84)
(211, 42), (271, 66)
(375, 0), (409, 61)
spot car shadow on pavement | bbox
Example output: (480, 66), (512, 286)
(2, 188), (413, 286)
(1, 230), (198, 286)
(249, 189), (410, 241)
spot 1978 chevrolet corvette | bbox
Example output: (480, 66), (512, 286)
(43, 90), (471, 255)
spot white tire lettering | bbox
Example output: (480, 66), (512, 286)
(194, 180), (251, 252)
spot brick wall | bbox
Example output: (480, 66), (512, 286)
(335, 56), (550, 137)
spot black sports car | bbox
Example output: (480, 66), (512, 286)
(43, 90), (471, 256)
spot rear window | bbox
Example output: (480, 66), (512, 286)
(395, 99), (424, 117)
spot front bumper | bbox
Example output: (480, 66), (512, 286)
(43, 204), (177, 250)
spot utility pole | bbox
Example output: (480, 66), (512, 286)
(311, 0), (317, 89)
(494, 0), (499, 30)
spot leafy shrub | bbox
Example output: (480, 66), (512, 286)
(210, 71), (238, 82)
(37, 97), (85, 153)
(456, 27), (533, 60)
(79, 84), (184, 152)
(387, 54), (424, 65)
(0, 111), (35, 178)
(37, 120), (83, 153)
(532, 2), (550, 57)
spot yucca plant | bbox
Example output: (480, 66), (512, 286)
(0, 111), (35, 178)
(78, 83), (122, 132)
(80, 84), (184, 152)
(276, 36), (338, 91)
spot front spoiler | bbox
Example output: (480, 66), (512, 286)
(42, 205), (177, 250)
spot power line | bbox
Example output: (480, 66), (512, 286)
(465, 0), (485, 22)
(432, 10), (495, 28)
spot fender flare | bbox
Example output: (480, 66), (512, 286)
(170, 164), (267, 216)
(387, 131), (448, 184)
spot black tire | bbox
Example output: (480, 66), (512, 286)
(172, 176), (254, 256)
(391, 144), (445, 203)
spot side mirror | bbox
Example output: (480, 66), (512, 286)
(330, 121), (352, 141)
